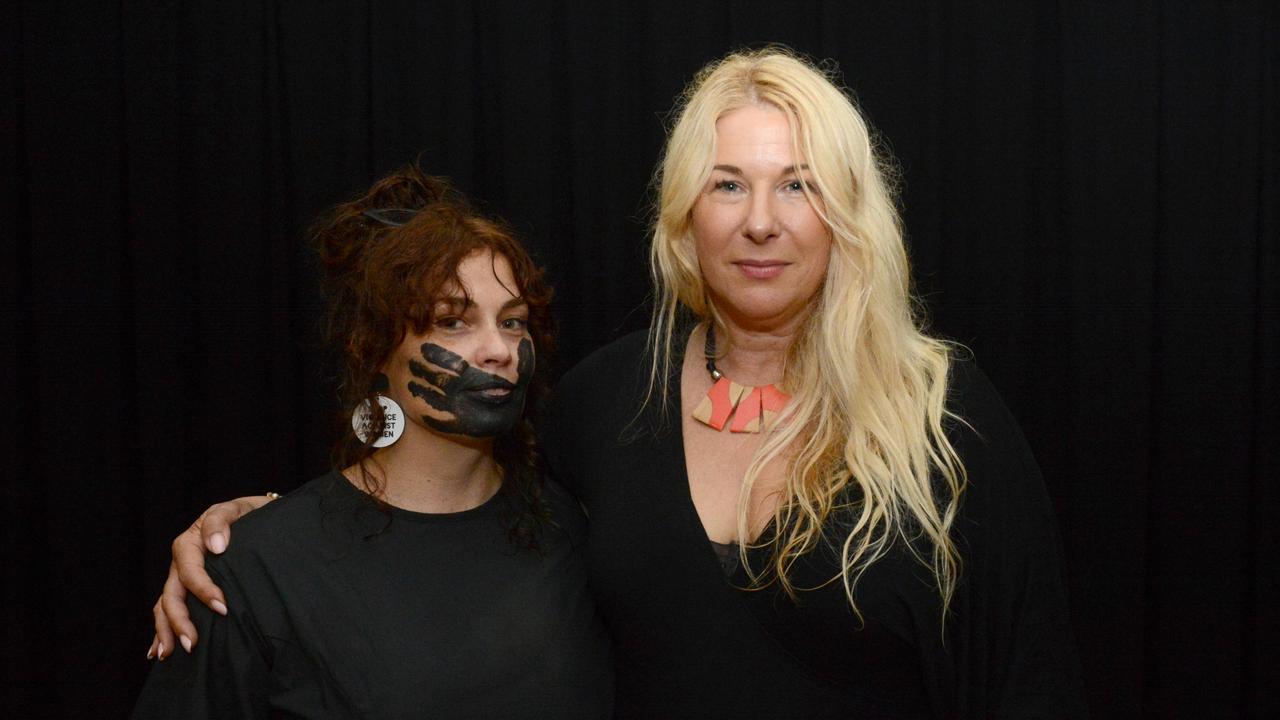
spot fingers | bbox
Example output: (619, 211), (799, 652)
(159, 561), (200, 654)
(151, 590), (174, 660)
(151, 497), (274, 660)
(417, 342), (468, 374)
(154, 495), (272, 657)
(173, 529), (228, 617)
(408, 358), (457, 390)
(199, 496), (272, 554)
(150, 594), (172, 661)
(407, 381), (452, 415)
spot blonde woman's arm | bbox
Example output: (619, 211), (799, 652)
(147, 495), (275, 660)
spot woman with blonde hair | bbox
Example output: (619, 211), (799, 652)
(149, 48), (1085, 718)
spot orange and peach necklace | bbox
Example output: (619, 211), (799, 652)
(692, 325), (790, 433)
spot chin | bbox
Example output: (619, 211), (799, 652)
(711, 285), (798, 319)
(716, 298), (803, 327)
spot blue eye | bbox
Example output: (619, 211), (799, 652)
(785, 179), (818, 195)
(713, 180), (741, 193)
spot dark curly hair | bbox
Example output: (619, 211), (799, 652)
(312, 164), (555, 550)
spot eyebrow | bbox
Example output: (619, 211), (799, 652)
(434, 295), (528, 311)
(711, 163), (810, 176)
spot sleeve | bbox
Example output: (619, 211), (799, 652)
(131, 564), (272, 719)
(948, 364), (1089, 719)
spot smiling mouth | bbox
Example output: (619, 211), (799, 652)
(734, 261), (789, 279)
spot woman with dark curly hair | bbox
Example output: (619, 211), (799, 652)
(132, 167), (612, 718)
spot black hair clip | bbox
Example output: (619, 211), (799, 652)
(362, 208), (420, 227)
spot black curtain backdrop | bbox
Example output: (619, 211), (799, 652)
(3, 1), (1276, 717)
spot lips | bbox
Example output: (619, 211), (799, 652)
(464, 378), (517, 403)
(734, 260), (789, 279)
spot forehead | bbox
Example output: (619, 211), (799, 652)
(439, 250), (521, 303)
(713, 103), (797, 165)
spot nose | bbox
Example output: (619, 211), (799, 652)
(742, 190), (780, 244)
(475, 323), (514, 370)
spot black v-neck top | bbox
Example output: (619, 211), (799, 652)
(132, 471), (613, 719)
(542, 330), (1087, 719)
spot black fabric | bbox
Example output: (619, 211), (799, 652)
(131, 471), (612, 719)
(4, 3), (1276, 717)
(543, 330), (1086, 719)
(707, 539), (741, 576)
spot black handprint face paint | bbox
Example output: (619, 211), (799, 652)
(406, 337), (534, 437)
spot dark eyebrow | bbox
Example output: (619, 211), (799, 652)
(435, 296), (526, 311)
(434, 296), (470, 310)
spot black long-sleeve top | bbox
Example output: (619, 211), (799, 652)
(132, 471), (613, 719)
(542, 330), (1087, 719)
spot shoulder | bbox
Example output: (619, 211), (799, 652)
(545, 329), (652, 441)
(943, 359), (1059, 544)
(540, 477), (589, 540)
(541, 329), (659, 493)
(222, 473), (337, 540)
(943, 359), (1030, 464)
(555, 329), (650, 401)
(207, 472), (356, 578)
(945, 359), (1015, 434)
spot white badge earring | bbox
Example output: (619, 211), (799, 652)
(351, 395), (405, 447)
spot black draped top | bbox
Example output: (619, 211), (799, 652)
(542, 330), (1087, 719)
(133, 471), (613, 719)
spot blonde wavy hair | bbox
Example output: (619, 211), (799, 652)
(647, 47), (967, 622)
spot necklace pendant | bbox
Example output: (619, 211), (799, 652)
(693, 376), (749, 431)
(728, 384), (790, 433)
(759, 384), (789, 429)
(729, 386), (766, 433)
(696, 324), (789, 433)
(693, 377), (790, 433)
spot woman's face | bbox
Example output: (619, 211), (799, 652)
(690, 103), (832, 331)
(381, 250), (534, 439)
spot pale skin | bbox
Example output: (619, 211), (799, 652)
(682, 103), (832, 543)
(148, 249), (533, 659)
(150, 103), (832, 656)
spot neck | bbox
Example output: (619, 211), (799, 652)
(347, 424), (501, 513)
(709, 311), (805, 387)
